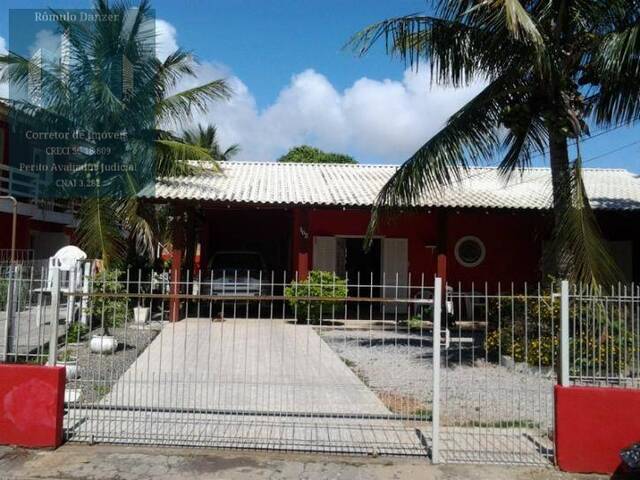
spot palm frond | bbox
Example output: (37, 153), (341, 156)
(466, 0), (544, 46)
(498, 115), (547, 178)
(221, 144), (241, 161)
(591, 17), (640, 124)
(157, 79), (230, 127)
(76, 196), (126, 268)
(365, 73), (523, 242)
(154, 139), (220, 176)
(551, 157), (621, 285)
(346, 9), (545, 88)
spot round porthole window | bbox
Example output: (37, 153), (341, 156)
(454, 236), (486, 268)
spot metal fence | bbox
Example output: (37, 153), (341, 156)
(1, 264), (636, 465)
(433, 282), (557, 465)
(564, 282), (640, 388)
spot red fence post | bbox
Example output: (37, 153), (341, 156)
(0, 364), (65, 448)
(555, 385), (640, 474)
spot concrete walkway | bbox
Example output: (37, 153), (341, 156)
(0, 445), (609, 480)
(0, 304), (67, 359)
(66, 319), (427, 455)
(103, 318), (389, 414)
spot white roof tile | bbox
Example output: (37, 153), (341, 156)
(140, 162), (640, 211)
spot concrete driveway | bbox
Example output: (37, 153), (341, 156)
(66, 318), (427, 455)
(103, 318), (389, 414)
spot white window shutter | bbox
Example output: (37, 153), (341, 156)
(381, 238), (409, 312)
(312, 236), (337, 272)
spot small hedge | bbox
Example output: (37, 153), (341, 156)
(284, 271), (348, 324)
(484, 295), (559, 367)
(0, 275), (31, 312)
(484, 293), (638, 372)
(89, 270), (129, 332)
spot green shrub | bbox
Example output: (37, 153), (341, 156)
(484, 294), (559, 367)
(285, 271), (348, 324)
(484, 293), (638, 371)
(89, 270), (129, 332)
(67, 322), (89, 342)
(569, 301), (637, 376)
(407, 315), (426, 331)
(0, 275), (32, 312)
(485, 327), (558, 367)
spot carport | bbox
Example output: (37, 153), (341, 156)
(199, 207), (293, 273)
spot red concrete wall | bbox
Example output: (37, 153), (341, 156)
(555, 385), (640, 474)
(0, 212), (31, 250)
(0, 213), (70, 252)
(307, 209), (438, 281)
(446, 211), (547, 287)
(0, 364), (65, 448)
(303, 208), (548, 285)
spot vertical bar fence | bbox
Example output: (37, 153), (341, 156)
(1, 262), (637, 465)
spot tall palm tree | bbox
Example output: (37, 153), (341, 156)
(349, 0), (640, 284)
(0, 0), (230, 266)
(182, 124), (240, 161)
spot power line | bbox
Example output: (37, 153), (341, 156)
(489, 138), (640, 194)
(433, 119), (639, 189)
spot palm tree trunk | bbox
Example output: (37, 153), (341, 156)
(547, 127), (572, 278)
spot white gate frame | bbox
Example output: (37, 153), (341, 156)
(431, 276), (442, 463)
(559, 279), (570, 386)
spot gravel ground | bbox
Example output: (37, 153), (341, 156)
(320, 328), (555, 426)
(61, 324), (161, 403)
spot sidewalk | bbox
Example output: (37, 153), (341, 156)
(0, 444), (613, 480)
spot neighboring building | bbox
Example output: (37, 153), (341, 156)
(0, 103), (75, 263)
(140, 161), (640, 289)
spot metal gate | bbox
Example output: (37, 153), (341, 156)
(1, 264), (567, 464)
(430, 280), (556, 465)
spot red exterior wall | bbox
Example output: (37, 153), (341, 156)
(0, 364), (65, 448)
(197, 205), (635, 285)
(555, 385), (640, 474)
(0, 212), (31, 250)
(0, 213), (70, 251)
(445, 211), (548, 286)
(307, 209), (438, 280)
(300, 208), (548, 285)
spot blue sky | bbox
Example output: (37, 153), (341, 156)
(0, 0), (638, 171)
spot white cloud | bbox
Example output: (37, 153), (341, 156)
(0, 19), (486, 164)
(28, 29), (61, 58)
(155, 19), (178, 62)
(177, 64), (485, 163)
(154, 18), (484, 162)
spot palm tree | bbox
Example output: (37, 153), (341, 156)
(182, 124), (240, 161)
(0, 0), (230, 266)
(349, 0), (639, 284)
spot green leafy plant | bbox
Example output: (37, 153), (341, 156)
(93, 385), (111, 397)
(407, 315), (426, 331)
(484, 293), (638, 371)
(569, 299), (637, 377)
(285, 271), (348, 324)
(89, 270), (129, 334)
(0, 275), (31, 312)
(277, 145), (357, 164)
(67, 322), (89, 342)
(484, 294), (560, 367)
(0, 0), (231, 267)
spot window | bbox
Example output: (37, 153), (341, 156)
(455, 236), (485, 268)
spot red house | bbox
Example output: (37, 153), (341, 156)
(142, 161), (640, 290)
(0, 103), (76, 264)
